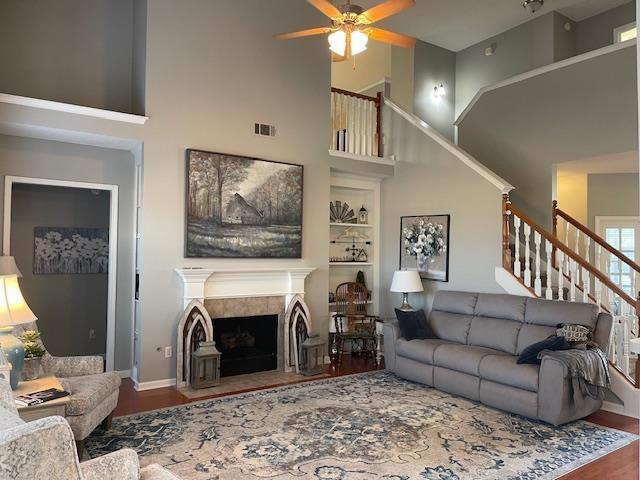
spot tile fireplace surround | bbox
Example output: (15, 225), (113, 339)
(174, 267), (316, 387)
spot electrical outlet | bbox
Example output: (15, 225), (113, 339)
(164, 346), (172, 358)
(88, 329), (96, 340)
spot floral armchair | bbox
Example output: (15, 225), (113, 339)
(16, 322), (122, 453)
(0, 380), (180, 480)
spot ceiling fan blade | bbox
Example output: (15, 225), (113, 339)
(274, 27), (332, 40)
(306, 0), (342, 18)
(368, 27), (416, 48)
(359, 0), (415, 24)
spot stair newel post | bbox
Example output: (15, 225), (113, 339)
(524, 224), (532, 287)
(502, 194), (512, 271)
(534, 232), (542, 295)
(552, 200), (558, 268)
(545, 239), (553, 299)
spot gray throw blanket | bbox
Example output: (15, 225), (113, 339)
(538, 348), (610, 403)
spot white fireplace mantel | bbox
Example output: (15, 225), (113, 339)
(175, 267), (316, 307)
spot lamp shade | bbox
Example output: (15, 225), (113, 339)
(390, 270), (424, 293)
(0, 257), (36, 327)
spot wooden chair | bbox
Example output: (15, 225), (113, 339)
(333, 282), (378, 363)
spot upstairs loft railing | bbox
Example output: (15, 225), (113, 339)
(502, 194), (639, 386)
(330, 87), (382, 158)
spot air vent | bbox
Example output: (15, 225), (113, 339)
(254, 122), (276, 137)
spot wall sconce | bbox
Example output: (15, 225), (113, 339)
(433, 83), (445, 99)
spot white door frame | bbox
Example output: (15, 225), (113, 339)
(3, 175), (119, 372)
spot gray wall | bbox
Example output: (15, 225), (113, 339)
(131, 0), (147, 115)
(575, 1), (636, 55)
(587, 173), (640, 228)
(455, 12), (555, 118)
(380, 105), (504, 315)
(11, 185), (109, 358)
(413, 41), (456, 141)
(0, 0), (135, 112)
(458, 44), (638, 228)
(0, 135), (136, 372)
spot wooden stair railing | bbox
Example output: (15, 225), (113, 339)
(330, 87), (383, 158)
(553, 200), (640, 299)
(503, 194), (639, 386)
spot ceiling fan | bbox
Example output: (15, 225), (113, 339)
(274, 0), (416, 61)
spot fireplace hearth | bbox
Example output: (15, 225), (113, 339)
(213, 315), (278, 377)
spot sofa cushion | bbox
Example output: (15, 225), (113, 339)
(432, 291), (478, 315)
(467, 317), (522, 354)
(475, 294), (527, 322)
(396, 338), (453, 364)
(516, 324), (558, 355)
(524, 298), (598, 329)
(517, 336), (570, 365)
(479, 355), (540, 392)
(63, 372), (121, 416)
(430, 311), (472, 344)
(434, 344), (508, 376)
(395, 309), (433, 340)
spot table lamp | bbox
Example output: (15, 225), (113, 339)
(390, 270), (424, 311)
(0, 256), (37, 388)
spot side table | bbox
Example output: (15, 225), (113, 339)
(13, 374), (69, 422)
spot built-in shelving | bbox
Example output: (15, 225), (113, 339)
(329, 173), (381, 325)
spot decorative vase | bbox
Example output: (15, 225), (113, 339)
(0, 327), (24, 389)
(22, 357), (41, 381)
(416, 253), (429, 271)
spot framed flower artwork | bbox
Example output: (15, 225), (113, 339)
(399, 215), (450, 281)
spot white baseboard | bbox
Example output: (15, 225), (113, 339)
(602, 400), (640, 418)
(133, 377), (177, 392)
(117, 369), (131, 379)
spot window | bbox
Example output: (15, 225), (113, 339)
(614, 22), (637, 43)
(597, 217), (640, 301)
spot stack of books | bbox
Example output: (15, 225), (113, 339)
(14, 388), (70, 407)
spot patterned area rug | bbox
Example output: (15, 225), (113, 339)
(87, 372), (636, 479)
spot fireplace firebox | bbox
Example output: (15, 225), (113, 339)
(213, 314), (278, 377)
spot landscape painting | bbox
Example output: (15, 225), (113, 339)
(34, 227), (109, 274)
(186, 150), (303, 258)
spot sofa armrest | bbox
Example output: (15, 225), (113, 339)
(42, 352), (104, 377)
(0, 416), (83, 480)
(81, 448), (140, 480)
(538, 356), (602, 425)
(382, 320), (401, 371)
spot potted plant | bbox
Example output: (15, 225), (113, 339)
(19, 330), (45, 381)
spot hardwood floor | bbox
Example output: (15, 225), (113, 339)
(115, 357), (638, 479)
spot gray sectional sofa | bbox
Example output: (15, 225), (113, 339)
(383, 291), (613, 425)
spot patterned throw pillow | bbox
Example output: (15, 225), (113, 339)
(556, 324), (592, 343)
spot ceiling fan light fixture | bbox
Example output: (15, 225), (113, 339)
(350, 30), (369, 55)
(328, 30), (347, 56)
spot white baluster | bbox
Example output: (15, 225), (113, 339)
(545, 239), (553, 299)
(513, 216), (521, 278)
(575, 229), (580, 256)
(348, 96), (355, 153)
(594, 277), (602, 310)
(330, 92), (335, 149)
(595, 244), (602, 276)
(534, 232), (542, 295)
(582, 267), (590, 303)
(360, 99), (367, 155)
(557, 251), (565, 300)
(364, 100), (372, 156)
(584, 236), (590, 264)
(569, 259), (577, 301)
(524, 223), (532, 287)
(622, 315), (630, 375)
(564, 223), (571, 275)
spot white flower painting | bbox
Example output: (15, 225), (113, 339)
(34, 227), (109, 275)
(400, 215), (450, 282)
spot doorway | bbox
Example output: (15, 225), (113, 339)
(3, 176), (118, 371)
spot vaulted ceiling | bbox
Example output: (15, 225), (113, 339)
(353, 0), (632, 51)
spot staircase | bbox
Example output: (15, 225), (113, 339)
(500, 194), (639, 390)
